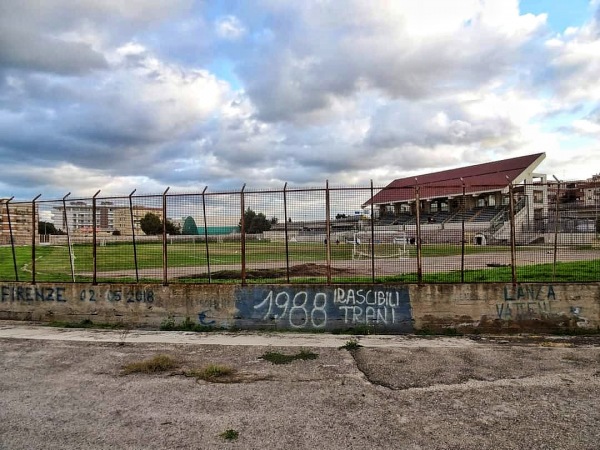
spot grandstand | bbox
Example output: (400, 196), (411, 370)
(362, 153), (549, 244)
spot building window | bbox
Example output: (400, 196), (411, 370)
(533, 190), (544, 203)
(488, 195), (496, 207)
(430, 203), (438, 212)
(477, 198), (486, 207)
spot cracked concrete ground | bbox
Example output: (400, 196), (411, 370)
(0, 326), (599, 450)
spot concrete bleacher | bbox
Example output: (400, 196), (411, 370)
(471, 206), (504, 222)
(376, 206), (507, 227)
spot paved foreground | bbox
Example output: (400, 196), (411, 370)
(0, 324), (599, 450)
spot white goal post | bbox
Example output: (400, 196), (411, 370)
(350, 231), (410, 260)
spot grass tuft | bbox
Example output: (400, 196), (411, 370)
(186, 364), (234, 382)
(339, 339), (362, 351)
(219, 429), (239, 441)
(47, 319), (128, 329)
(121, 354), (178, 375)
(260, 349), (318, 365)
(160, 316), (220, 332)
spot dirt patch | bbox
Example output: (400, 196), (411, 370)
(177, 263), (358, 280)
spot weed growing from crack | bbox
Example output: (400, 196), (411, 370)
(121, 354), (178, 375)
(260, 349), (318, 365)
(219, 429), (239, 441)
(339, 339), (362, 351)
(186, 364), (234, 382)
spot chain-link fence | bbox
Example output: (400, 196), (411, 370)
(1, 180), (598, 285)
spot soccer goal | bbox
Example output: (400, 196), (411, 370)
(350, 231), (410, 260)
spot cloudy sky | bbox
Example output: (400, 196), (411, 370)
(1, 0), (600, 200)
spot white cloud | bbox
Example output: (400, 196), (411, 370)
(237, 0), (546, 122)
(214, 16), (246, 40)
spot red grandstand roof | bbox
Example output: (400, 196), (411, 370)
(364, 153), (546, 206)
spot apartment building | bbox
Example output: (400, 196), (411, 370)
(0, 199), (37, 245)
(113, 206), (163, 236)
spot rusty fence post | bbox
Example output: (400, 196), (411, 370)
(61, 193), (74, 281)
(5, 197), (18, 281)
(325, 180), (332, 285)
(92, 190), (101, 285)
(31, 194), (41, 284)
(508, 181), (517, 285)
(415, 181), (422, 284)
(62, 193), (75, 282)
(552, 177), (561, 282)
(461, 178), (466, 283)
(283, 183), (290, 283)
(370, 181), (376, 283)
(128, 189), (139, 283)
(240, 184), (246, 286)
(201, 186), (211, 284)
(162, 187), (170, 286)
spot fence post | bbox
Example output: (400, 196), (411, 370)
(283, 183), (290, 283)
(240, 184), (246, 286)
(325, 180), (332, 285)
(31, 194), (41, 284)
(415, 181), (422, 284)
(62, 193), (75, 282)
(92, 190), (100, 285)
(508, 181), (517, 285)
(5, 197), (18, 281)
(460, 178), (466, 283)
(162, 187), (169, 286)
(552, 177), (561, 282)
(201, 186), (211, 283)
(128, 189), (139, 283)
(370, 180), (376, 283)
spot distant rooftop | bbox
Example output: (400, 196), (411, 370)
(364, 153), (546, 207)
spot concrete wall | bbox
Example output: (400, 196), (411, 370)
(1, 282), (598, 333)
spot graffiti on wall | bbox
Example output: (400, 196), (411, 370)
(235, 286), (412, 331)
(495, 285), (556, 320)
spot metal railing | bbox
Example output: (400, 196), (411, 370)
(0, 180), (598, 285)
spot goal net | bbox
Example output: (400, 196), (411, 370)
(349, 231), (410, 260)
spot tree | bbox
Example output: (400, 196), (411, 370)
(140, 213), (162, 235)
(38, 221), (58, 235)
(239, 208), (272, 234)
(165, 219), (180, 235)
(182, 216), (199, 235)
(140, 213), (181, 235)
